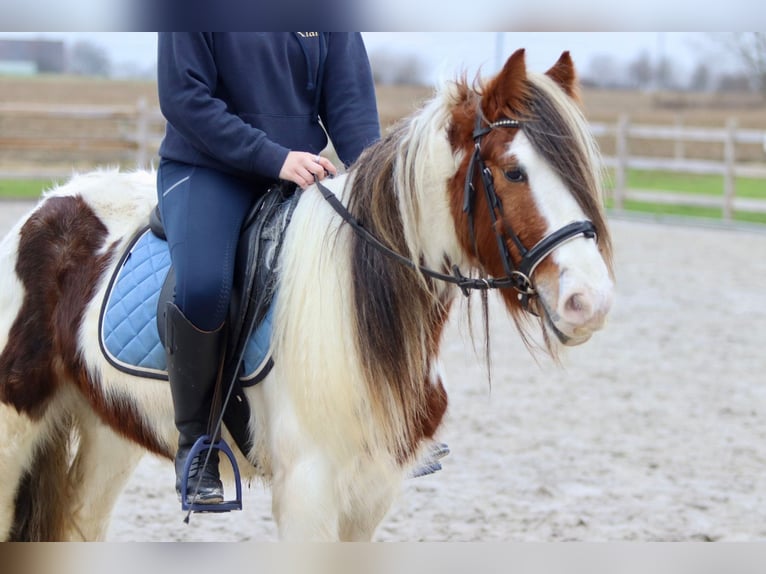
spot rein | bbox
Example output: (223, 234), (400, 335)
(315, 177), (512, 295)
(314, 101), (597, 309)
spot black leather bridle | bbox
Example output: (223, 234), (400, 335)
(315, 102), (598, 312)
(461, 105), (597, 310)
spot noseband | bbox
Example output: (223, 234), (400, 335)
(315, 100), (597, 313)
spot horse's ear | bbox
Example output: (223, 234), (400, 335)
(545, 51), (579, 99)
(484, 48), (528, 118)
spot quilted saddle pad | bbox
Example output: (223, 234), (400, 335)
(98, 228), (273, 384)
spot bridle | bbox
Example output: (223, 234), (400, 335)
(461, 103), (597, 310)
(314, 100), (597, 312)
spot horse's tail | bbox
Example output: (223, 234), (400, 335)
(9, 414), (76, 541)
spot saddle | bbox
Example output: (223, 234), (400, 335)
(153, 183), (297, 379)
(99, 183), (299, 458)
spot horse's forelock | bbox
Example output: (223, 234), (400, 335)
(522, 74), (614, 274)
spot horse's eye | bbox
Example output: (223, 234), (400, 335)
(503, 168), (526, 183)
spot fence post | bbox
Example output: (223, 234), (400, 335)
(135, 97), (149, 169)
(674, 113), (685, 161)
(614, 114), (629, 211)
(723, 117), (737, 222)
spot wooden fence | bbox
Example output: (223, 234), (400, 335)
(591, 116), (766, 221)
(1, 102), (766, 221)
(0, 99), (164, 179)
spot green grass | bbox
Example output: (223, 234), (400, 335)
(607, 169), (766, 199)
(603, 169), (766, 224)
(604, 197), (766, 224)
(0, 179), (58, 199)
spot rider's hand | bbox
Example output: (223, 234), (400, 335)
(279, 151), (337, 189)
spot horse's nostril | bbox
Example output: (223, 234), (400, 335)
(565, 292), (592, 318)
(559, 286), (613, 332)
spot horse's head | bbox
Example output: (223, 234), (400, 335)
(448, 49), (614, 348)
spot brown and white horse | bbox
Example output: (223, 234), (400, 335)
(0, 50), (613, 541)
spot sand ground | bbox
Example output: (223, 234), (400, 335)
(1, 200), (764, 542)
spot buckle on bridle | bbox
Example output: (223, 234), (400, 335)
(511, 270), (535, 296)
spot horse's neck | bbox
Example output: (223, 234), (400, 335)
(399, 114), (467, 283)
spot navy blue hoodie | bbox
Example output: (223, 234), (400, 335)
(157, 33), (380, 183)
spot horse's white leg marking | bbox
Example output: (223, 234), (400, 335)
(272, 448), (401, 542)
(271, 450), (341, 541)
(66, 405), (144, 541)
(0, 403), (48, 540)
(265, 387), (344, 540)
(338, 477), (399, 542)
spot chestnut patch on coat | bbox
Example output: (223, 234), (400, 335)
(0, 195), (169, 456)
(1, 196), (111, 417)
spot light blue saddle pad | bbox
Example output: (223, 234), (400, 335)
(99, 228), (273, 384)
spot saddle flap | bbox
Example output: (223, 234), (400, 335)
(226, 184), (298, 378)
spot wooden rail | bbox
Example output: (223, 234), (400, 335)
(0, 99), (164, 177)
(592, 116), (766, 221)
(1, 103), (766, 221)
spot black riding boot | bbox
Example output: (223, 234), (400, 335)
(165, 302), (226, 504)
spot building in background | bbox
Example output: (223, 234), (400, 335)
(0, 39), (65, 75)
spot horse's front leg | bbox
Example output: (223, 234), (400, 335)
(270, 432), (402, 541)
(338, 474), (400, 541)
(271, 449), (342, 541)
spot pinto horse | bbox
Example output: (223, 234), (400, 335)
(0, 50), (614, 541)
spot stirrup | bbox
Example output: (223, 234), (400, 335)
(180, 435), (243, 513)
(409, 441), (450, 478)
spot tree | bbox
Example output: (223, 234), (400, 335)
(717, 72), (752, 93)
(368, 49), (428, 85)
(714, 32), (766, 97)
(67, 40), (111, 77)
(689, 62), (712, 92)
(654, 56), (683, 90)
(627, 51), (653, 90)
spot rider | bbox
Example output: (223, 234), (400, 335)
(156, 32), (380, 505)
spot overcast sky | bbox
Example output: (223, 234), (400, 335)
(364, 32), (726, 81)
(0, 32), (738, 83)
